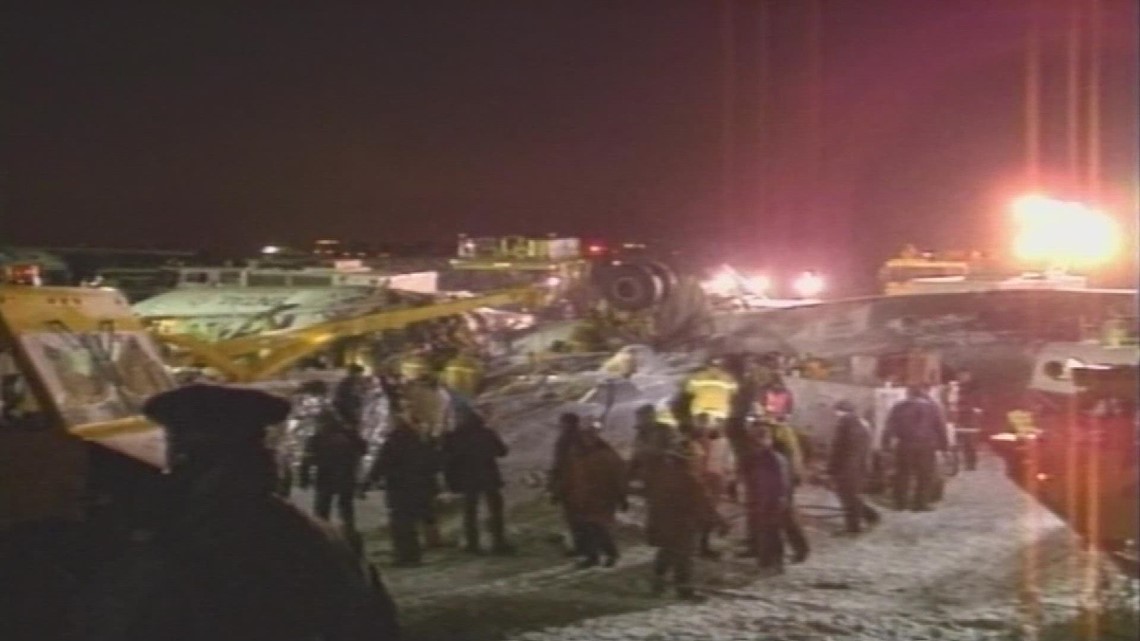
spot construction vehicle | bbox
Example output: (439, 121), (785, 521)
(151, 286), (547, 382)
(1, 270), (175, 634)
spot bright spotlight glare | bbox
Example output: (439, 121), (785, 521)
(261, 245), (282, 255)
(793, 271), (824, 298)
(1010, 195), (1119, 266)
(702, 269), (738, 296)
(745, 274), (771, 293)
(544, 276), (562, 287)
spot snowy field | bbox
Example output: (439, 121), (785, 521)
(291, 443), (1130, 641)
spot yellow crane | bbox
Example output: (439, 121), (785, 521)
(151, 286), (545, 382)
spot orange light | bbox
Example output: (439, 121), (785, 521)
(1010, 195), (1119, 267)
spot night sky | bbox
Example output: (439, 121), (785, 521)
(3, 1), (1137, 292)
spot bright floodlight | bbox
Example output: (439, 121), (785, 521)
(745, 274), (771, 294)
(792, 271), (824, 298)
(1010, 195), (1119, 267)
(544, 276), (562, 287)
(702, 268), (738, 296)
(262, 245), (282, 255)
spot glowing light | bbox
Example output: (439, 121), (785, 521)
(544, 276), (562, 287)
(1010, 195), (1119, 267)
(744, 274), (771, 294)
(792, 271), (824, 298)
(261, 245), (282, 255)
(587, 244), (605, 255)
(702, 269), (738, 296)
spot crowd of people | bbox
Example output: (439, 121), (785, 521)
(286, 349), (965, 604)
(61, 345), (970, 640)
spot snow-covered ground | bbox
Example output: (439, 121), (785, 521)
(288, 379), (1132, 641)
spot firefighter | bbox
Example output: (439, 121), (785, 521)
(77, 384), (400, 640)
(883, 386), (949, 511)
(828, 400), (880, 534)
(684, 357), (739, 419)
(300, 408), (367, 532)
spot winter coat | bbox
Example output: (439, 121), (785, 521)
(369, 428), (440, 516)
(301, 417), (367, 493)
(403, 383), (451, 440)
(697, 432), (735, 494)
(768, 421), (804, 483)
(644, 440), (718, 550)
(441, 418), (508, 493)
(884, 397), (949, 453)
(629, 421), (674, 483)
(555, 437), (627, 526)
(334, 376), (366, 427)
(75, 453), (399, 641)
(737, 447), (790, 523)
(828, 413), (872, 485)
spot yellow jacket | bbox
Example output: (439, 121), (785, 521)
(684, 367), (738, 419)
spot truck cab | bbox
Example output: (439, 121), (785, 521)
(0, 276), (174, 635)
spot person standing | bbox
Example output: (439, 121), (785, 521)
(644, 434), (718, 599)
(551, 420), (627, 569)
(77, 384), (400, 640)
(441, 407), (514, 555)
(952, 371), (982, 471)
(300, 408), (367, 532)
(828, 400), (880, 534)
(369, 418), (442, 567)
(884, 386), (949, 511)
(764, 417), (809, 563)
(334, 364), (368, 428)
(733, 422), (792, 573)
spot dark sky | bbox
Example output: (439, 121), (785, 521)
(3, 1), (1137, 291)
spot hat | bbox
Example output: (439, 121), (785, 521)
(143, 384), (291, 440)
(834, 399), (856, 413)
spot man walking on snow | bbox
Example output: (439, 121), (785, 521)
(442, 406), (514, 556)
(828, 400), (880, 534)
(883, 386), (949, 512)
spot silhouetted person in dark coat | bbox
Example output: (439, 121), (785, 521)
(301, 408), (367, 532)
(76, 384), (399, 641)
(828, 400), (880, 534)
(334, 364), (367, 428)
(369, 418), (441, 566)
(884, 386), (949, 511)
(441, 407), (513, 555)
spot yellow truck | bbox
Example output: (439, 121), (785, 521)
(1, 279), (174, 633)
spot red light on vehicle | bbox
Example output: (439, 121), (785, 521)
(587, 244), (605, 255)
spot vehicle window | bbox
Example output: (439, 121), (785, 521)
(18, 330), (174, 428)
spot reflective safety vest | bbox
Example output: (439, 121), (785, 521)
(399, 353), (430, 381)
(684, 367), (739, 419)
(441, 354), (482, 397)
